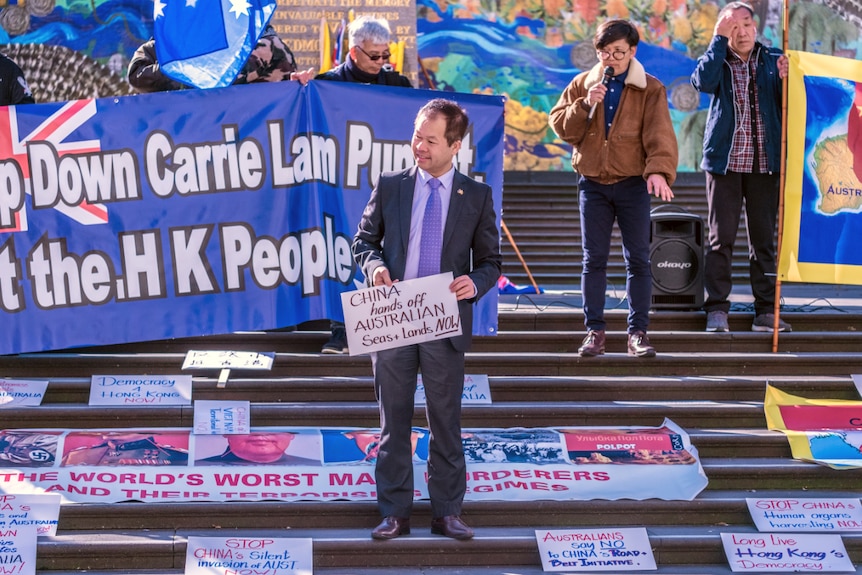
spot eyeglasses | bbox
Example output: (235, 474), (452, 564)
(597, 49), (630, 60)
(355, 45), (391, 62)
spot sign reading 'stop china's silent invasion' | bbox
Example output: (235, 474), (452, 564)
(270, 0), (418, 85)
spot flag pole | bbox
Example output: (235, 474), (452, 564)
(772, 0), (790, 352)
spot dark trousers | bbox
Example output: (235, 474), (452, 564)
(579, 176), (652, 333)
(704, 171), (779, 316)
(371, 339), (466, 519)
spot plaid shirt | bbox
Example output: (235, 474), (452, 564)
(727, 49), (768, 173)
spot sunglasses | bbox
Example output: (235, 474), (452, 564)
(355, 45), (391, 62)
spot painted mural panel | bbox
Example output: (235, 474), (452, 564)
(414, 0), (860, 171)
(0, 0), (860, 171)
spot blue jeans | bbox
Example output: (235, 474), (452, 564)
(579, 176), (652, 333)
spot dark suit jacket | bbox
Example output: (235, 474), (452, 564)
(352, 166), (501, 351)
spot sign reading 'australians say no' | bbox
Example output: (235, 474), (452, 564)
(341, 272), (461, 355)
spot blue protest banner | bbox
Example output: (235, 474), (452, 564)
(0, 81), (504, 354)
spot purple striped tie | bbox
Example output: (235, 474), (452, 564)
(417, 177), (442, 277)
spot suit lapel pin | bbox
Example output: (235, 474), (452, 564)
(457, 189), (464, 195)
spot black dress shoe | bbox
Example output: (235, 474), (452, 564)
(371, 516), (410, 540)
(430, 515), (474, 540)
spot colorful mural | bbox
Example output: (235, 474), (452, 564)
(414, 0), (861, 171)
(0, 0), (860, 171)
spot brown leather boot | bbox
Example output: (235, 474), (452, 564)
(627, 331), (656, 358)
(577, 330), (605, 357)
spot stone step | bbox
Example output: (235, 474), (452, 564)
(32, 375), (858, 404)
(37, 569), (862, 575)
(498, 310), (862, 332)
(56, 489), (861, 531)
(32, 526), (862, 571)
(2, 351), (862, 378)
(38, 329), (862, 356)
(0, 400), (824, 430)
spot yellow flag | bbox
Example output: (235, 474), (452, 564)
(319, 17), (332, 74)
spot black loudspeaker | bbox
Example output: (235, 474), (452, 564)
(649, 206), (704, 310)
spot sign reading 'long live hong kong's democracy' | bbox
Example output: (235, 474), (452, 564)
(0, 82), (504, 355)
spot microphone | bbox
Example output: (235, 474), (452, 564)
(587, 66), (615, 123)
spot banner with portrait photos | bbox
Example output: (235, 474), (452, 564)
(0, 419), (707, 503)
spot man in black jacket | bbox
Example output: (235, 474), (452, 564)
(316, 16), (411, 87)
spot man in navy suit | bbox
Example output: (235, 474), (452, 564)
(353, 98), (501, 540)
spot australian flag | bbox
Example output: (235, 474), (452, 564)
(154, 0), (277, 89)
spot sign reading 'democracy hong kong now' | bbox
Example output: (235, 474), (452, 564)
(88, 374), (192, 406)
(341, 272), (460, 355)
(0, 82), (504, 355)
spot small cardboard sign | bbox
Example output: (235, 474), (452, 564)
(0, 494), (62, 536)
(0, 379), (48, 408)
(194, 401), (251, 435)
(185, 536), (312, 575)
(415, 374), (491, 405)
(341, 272), (461, 356)
(89, 374), (193, 406)
(182, 351), (275, 370)
(535, 527), (656, 571)
(0, 524), (37, 575)
(721, 532), (853, 572)
(747, 497), (862, 532)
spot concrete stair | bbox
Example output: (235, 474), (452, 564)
(501, 171), (750, 288)
(2, 302), (862, 574)
(4, 170), (862, 574)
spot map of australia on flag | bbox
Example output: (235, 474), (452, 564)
(780, 51), (862, 285)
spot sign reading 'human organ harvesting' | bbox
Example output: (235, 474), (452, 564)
(0, 82), (504, 354)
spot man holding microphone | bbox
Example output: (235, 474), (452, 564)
(549, 18), (677, 358)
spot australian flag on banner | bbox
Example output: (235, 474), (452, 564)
(154, 0), (277, 89)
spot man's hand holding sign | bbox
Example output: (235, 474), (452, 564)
(341, 272), (462, 355)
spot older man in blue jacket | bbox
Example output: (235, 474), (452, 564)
(691, 1), (790, 334)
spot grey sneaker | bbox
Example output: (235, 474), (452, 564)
(751, 313), (792, 333)
(706, 310), (729, 332)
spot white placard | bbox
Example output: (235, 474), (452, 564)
(0, 379), (48, 408)
(747, 497), (862, 532)
(852, 374), (862, 397)
(184, 536), (312, 575)
(721, 532), (853, 572)
(0, 494), (61, 536)
(341, 272), (461, 356)
(415, 374), (491, 405)
(0, 524), (37, 575)
(535, 527), (656, 572)
(194, 401), (251, 435)
(182, 351), (275, 370)
(88, 374), (192, 406)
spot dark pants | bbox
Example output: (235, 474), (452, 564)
(704, 171), (779, 316)
(371, 339), (466, 519)
(579, 176), (652, 334)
